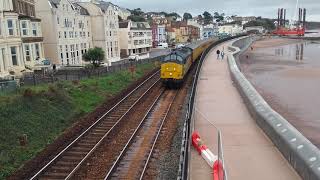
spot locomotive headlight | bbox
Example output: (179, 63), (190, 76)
(173, 68), (176, 71)
(169, 73), (173, 76)
(166, 68), (169, 70)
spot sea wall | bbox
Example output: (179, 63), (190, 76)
(227, 36), (320, 180)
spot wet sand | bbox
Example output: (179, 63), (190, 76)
(239, 37), (320, 148)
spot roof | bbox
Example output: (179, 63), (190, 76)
(119, 21), (151, 30)
(73, 3), (90, 15)
(186, 39), (216, 50)
(131, 22), (151, 30)
(49, 0), (61, 8)
(95, 1), (113, 12)
(166, 27), (175, 32)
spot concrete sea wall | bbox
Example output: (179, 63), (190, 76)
(228, 36), (320, 180)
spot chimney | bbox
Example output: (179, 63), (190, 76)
(284, 9), (286, 27)
(280, 8), (283, 26)
(303, 8), (306, 28)
(277, 8), (280, 27)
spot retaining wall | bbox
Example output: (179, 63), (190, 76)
(228, 36), (320, 180)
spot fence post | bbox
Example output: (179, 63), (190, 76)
(33, 74), (36, 86)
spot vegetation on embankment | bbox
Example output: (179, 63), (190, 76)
(0, 62), (158, 179)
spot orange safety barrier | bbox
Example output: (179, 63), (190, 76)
(213, 160), (224, 180)
(192, 132), (224, 180)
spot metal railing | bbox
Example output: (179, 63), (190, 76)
(20, 56), (162, 86)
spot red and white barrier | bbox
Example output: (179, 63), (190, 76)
(192, 132), (224, 180)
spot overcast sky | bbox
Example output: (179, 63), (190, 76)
(109, 0), (319, 21)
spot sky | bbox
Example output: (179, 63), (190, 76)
(109, 0), (320, 21)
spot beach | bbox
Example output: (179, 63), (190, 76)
(239, 37), (320, 148)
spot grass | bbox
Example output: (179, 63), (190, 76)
(0, 62), (158, 179)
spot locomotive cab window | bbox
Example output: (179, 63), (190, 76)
(177, 55), (183, 62)
(164, 55), (172, 62)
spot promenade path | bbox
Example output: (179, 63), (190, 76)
(190, 40), (301, 180)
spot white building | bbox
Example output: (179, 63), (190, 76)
(245, 26), (265, 34)
(119, 21), (152, 58)
(78, 1), (121, 65)
(35, 0), (92, 67)
(0, 0), (45, 78)
(218, 24), (243, 36)
(156, 25), (166, 44)
(201, 23), (218, 39)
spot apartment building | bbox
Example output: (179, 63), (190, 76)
(35, 0), (92, 67)
(218, 24), (243, 36)
(187, 18), (203, 40)
(0, 0), (45, 78)
(119, 20), (152, 58)
(78, 1), (120, 65)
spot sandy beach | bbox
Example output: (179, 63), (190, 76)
(239, 37), (320, 148)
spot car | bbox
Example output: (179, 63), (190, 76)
(99, 62), (109, 67)
(157, 43), (169, 49)
(176, 44), (185, 48)
(128, 55), (139, 61)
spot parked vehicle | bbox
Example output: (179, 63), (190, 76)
(176, 44), (185, 48)
(128, 55), (139, 61)
(157, 43), (169, 49)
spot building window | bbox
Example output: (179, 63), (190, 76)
(32, 23), (37, 36)
(71, 45), (75, 64)
(11, 47), (18, 65)
(81, 43), (84, 55)
(25, 44), (31, 61)
(88, 32), (90, 37)
(60, 45), (64, 64)
(35, 43), (40, 59)
(65, 45), (69, 65)
(58, 32), (61, 38)
(21, 21), (28, 36)
(64, 31), (67, 38)
(76, 44), (79, 57)
(57, 17), (60, 24)
(7, 20), (14, 36)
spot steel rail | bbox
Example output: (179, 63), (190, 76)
(104, 89), (166, 179)
(103, 90), (177, 180)
(139, 91), (177, 180)
(30, 70), (160, 180)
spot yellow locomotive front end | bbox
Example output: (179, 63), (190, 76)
(161, 62), (184, 83)
(161, 48), (193, 88)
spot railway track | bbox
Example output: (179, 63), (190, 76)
(104, 90), (177, 180)
(30, 71), (160, 180)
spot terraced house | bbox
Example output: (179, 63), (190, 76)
(78, 1), (121, 65)
(119, 20), (152, 58)
(35, 0), (93, 67)
(0, 0), (45, 78)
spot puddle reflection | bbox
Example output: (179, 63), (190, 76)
(274, 43), (307, 61)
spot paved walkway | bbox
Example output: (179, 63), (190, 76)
(190, 40), (301, 180)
